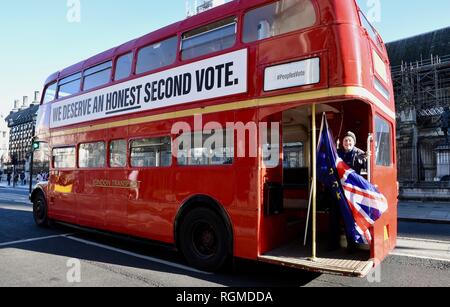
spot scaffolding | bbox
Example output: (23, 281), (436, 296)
(392, 54), (450, 184)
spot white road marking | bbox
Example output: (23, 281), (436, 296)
(392, 237), (450, 263)
(390, 252), (450, 263)
(0, 234), (75, 248)
(398, 237), (450, 244)
(64, 235), (213, 275)
(0, 204), (32, 212)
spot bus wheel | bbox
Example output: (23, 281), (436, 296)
(33, 193), (50, 228)
(179, 208), (230, 272)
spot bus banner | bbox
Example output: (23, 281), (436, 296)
(50, 49), (248, 129)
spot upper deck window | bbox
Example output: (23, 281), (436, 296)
(83, 61), (112, 91)
(181, 17), (237, 61)
(57, 73), (82, 99)
(43, 82), (57, 104)
(243, 0), (316, 43)
(359, 11), (383, 50)
(136, 36), (178, 74)
(114, 52), (134, 81)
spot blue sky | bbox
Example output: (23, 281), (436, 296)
(0, 0), (449, 116)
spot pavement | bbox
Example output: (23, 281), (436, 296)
(0, 181), (34, 191)
(399, 201), (450, 224)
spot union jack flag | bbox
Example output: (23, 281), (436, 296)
(317, 114), (388, 245)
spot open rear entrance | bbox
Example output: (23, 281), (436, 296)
(260, 241), (374, 277)
(258, 101), (374, 277)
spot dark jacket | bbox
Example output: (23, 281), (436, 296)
(338, 147), (367, 175)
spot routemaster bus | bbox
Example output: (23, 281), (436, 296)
(31, 0), (398, 277)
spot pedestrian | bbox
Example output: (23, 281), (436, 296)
(20, 172), (25, 186)
(13, 173), (19, 187)
(7, 173), (11, 186)
(37, 172), (43, 183)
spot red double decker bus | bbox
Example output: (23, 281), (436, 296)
(31, 0), (397, 276)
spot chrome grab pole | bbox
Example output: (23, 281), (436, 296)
(311, 104), (317, 260)
(367, 133), (373, 183)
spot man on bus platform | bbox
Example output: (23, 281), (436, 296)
(328, 132), (367, 253)
(338, 132), (367, 175)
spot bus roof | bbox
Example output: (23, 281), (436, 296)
(44, 0), (360, 86)
(45, 0), (247, 85)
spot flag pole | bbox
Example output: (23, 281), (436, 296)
(312, 104), (317, 260)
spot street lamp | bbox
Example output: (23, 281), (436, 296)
(29, 112), (38, 194)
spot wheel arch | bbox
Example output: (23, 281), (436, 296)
(30, 186), (47, 203)
(174, 195), (234, 255)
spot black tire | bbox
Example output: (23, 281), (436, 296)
(179, 208), (230, 272)
(32, 193), (50, 228)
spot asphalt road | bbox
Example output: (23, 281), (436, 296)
(0, 186), (449, 288)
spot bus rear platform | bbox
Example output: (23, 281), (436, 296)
(259, 239), (374, 278)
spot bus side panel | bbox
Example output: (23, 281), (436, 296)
(48, 134), (78, 224)
(126, 120), (176, 243)
(371, 110), (398, 262)
(76, 130), (108, 229)
(105, 126), (129, 234)
(372, 165), (398, 262)
(48, 170), (77, 223)
(127, 168), (175, 243)
(231, 108), (261, 260)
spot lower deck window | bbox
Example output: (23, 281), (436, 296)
(53, 147), (76, 169)
(79, 142), (106, 168)
(130, 137), (172, 168)
(283, 142), (305, 169)
(177, 130), (234, 166)
(110, 140), (127, 168)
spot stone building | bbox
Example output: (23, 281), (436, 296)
(4, 93), (40, 173)
(387, 27), (450, 200)
(0, 115), (9, 171)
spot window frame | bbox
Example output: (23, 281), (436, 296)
(57, 72), (82, 99)
(374, 114), (394, 167)
(78, 141), (107, 169)
(42, 82), (57, 104)
(108, 139), (128, 168)
(180, 16), (238, 61)
(176, 129), (235, 167)
(135, 36), (179, 75)
(358, 9), (385, 54)
(241, 0), (319, 45)
(283, 142), (306, 169)
(113, 52), (135, 82)
(129, 136), (173, 169)
(82, 61), (113, 91)
(52, 146), (77, 170)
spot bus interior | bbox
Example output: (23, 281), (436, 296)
(259, 101), (375, 277)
